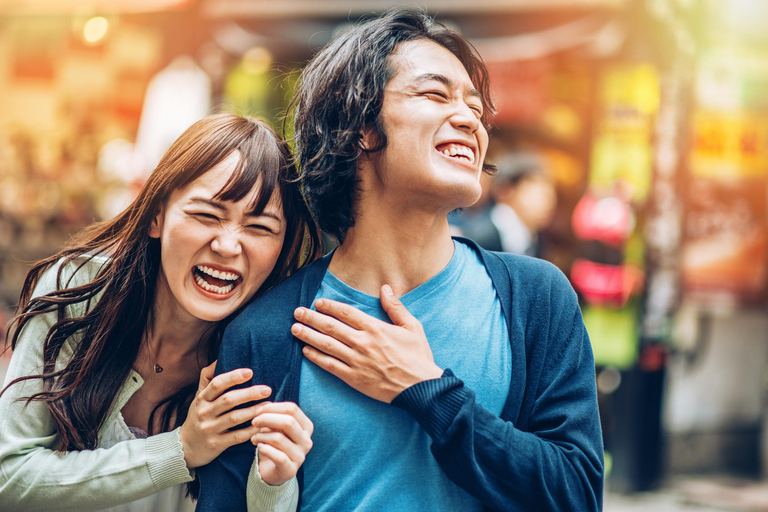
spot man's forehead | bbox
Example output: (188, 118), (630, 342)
(389, 40), (475, 89)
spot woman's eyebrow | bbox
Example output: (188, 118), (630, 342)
(245, 210), (282, 222)
(188, 197), (226, 210)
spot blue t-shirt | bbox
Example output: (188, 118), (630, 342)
(298, 240), (512, 511)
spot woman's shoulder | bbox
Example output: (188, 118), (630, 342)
(34, 254), (110, 298)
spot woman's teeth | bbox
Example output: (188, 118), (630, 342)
(195, 274), (234, 294)
(193, 265), (241, 295)
(196, 265), (239, 281)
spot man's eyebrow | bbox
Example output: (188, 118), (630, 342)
(413, 73), (483, 101)
(188, 197), (282, 221)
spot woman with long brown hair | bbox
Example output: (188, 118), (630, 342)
(0, 113), (322, 511)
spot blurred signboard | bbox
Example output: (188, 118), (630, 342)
(589, 64), (659, 202)
(689, 111), (768, 180)
(681, 178), (768, 301)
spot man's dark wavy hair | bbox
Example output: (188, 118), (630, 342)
(289, 9), (497, 243)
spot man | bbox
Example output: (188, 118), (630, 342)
(489, 152), (557, 257)
(197, 10), (603, 511)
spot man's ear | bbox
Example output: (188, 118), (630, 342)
(358, 126), (378, 152)
(148, 205), (164, 239)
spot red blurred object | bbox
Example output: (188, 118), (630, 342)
(570, 258), (644, 307)
(572, 191), (633, 246)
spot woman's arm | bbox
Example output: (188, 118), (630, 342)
(0, 291), (194, 511)
(0, 265), (299, 512)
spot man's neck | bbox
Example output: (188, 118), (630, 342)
(327, 204), (456, 298)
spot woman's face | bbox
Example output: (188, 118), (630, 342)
(149, 151), (286, 324)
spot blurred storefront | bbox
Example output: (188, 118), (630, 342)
(1, 0), (768, 500)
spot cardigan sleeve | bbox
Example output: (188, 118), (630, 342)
(0, 262), (194, 512)
(392, 266), (604, 511)
(196, 316), (299, 512)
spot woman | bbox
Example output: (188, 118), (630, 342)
(0, 113), (322, 511)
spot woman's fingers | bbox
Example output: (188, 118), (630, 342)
(208, 384), (271, 417)
(214, 401), (268, 431)
(252, 413), (312, 447)
(219, 424), (261, 449)
(251, 431), (306, 464)
(252, 401), (314, 435)
(256, 442), (295, 482)
(198, 368), (254, 402)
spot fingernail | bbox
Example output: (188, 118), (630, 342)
(383, 284), (394, 297)
(302, 347), (310, 356)
(315, 299), (324, 308)
(294, 308), (304, 319)
(260, 387), (271, 397)
(291, 323), (302, 335)
(241, 369), (252, 379)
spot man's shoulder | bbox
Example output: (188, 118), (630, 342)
(459, 238), (569, 290)
(468, 243), (577, 310)
(225, 256), (327, 339)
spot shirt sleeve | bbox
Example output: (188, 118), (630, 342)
(392, 269), (604, 511)
(0, 263), (193, 512)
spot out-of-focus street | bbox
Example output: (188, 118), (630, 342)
(2, 0), (768, 509)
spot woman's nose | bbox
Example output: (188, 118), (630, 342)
(211, 230), (242, 257)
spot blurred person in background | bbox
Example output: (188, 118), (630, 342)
(198, 10), (602, 512)
(490, 151), (557, 257)
(0, 114), (322, 512)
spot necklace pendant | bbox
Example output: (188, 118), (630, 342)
(154, 363), (164, 373)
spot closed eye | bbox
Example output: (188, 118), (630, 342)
(191, 212), (219, 222)
(246, 224), (275, 234)
(424, 90), (449, 101)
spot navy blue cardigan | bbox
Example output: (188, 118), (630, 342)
(196, 239), (604, 511)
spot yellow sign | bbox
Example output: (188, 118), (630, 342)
(589, 64), (659, 201)
(690, 111), (768, 179)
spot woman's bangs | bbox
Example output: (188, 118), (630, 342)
(212, 128), (284, 215)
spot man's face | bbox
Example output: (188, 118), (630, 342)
(362, 39), (490, 212)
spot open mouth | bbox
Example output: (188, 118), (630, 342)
(435, 142), (476, 165)
(192, 265), (242, 296)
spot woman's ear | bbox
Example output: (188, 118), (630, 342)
(148, 206), (164, 239)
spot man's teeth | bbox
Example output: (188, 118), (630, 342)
(439, 144), (475, 164)
(195, 274), (235, 294)
(196, 265), (240, 281)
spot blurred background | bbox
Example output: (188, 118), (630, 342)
(0, 0), (767, 509)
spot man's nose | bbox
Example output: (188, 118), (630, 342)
(211, 229), (242, 257)
(450, 102), (481, 133)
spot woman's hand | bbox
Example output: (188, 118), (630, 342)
(291, 285), (443, 403)
(179, 361), (272, 469)
(250, 402), (314, 486)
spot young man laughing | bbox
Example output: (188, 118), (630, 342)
(196, 10), (604, 512)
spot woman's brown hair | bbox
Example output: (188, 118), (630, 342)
(1, 113), (322, 451)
